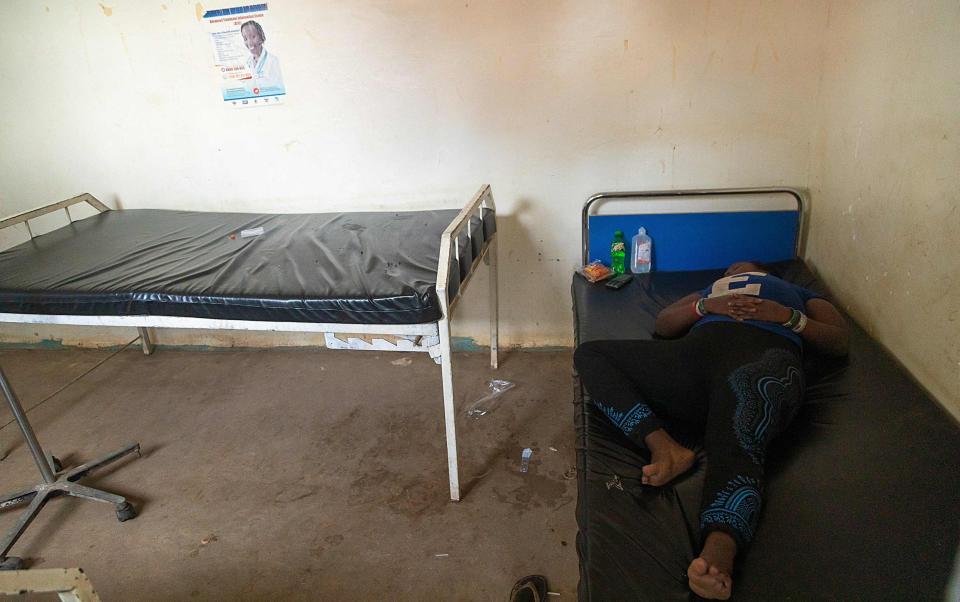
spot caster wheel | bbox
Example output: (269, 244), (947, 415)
(116, 502), (137, 522)
(0, 557), (24, 571)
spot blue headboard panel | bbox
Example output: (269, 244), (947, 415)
(588, 210), (798, 272)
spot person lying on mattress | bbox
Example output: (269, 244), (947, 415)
(574, 261), (849, 600)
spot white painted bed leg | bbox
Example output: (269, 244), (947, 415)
(488, 237), (499, 369)
(136, 327), (154, 356)
(437, 315), (460, 501)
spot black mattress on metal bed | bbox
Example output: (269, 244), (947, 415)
(572, 259), (960, 601)
(0, 187), (499, 507)
(0, 208), (494, 324)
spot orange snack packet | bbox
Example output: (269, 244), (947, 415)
(578, 260), (614, 283)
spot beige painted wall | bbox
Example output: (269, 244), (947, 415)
(807, 1), (960, 416)
(0, 0), (828, 348)
(3, 2), (957, 415)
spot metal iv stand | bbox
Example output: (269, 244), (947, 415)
(0, 366), (141, 570)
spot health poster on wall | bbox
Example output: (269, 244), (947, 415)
(203, 4), (285, 108)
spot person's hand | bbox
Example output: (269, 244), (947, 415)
(725, 296), (793, 323)
(701, 295), (744, 318)
(701, 295), (792, 322)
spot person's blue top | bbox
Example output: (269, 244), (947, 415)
(693, 271), (823, 347)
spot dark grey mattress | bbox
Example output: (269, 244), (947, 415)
(0, 208), (494, 325)
(572, 260), (960, 601)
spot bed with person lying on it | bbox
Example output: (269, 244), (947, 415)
(571, 187), (960, 601)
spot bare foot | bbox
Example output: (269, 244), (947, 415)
(641, 429), (696, 486)
(687, 531), (736, 600)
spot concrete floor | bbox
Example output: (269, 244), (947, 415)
(0, 347), (578, 601)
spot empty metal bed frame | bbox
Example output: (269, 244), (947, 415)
(0, 185), (498, 567)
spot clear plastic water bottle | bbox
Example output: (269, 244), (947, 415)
(610, 230), (626, 275)
(630, 227), (652, 273)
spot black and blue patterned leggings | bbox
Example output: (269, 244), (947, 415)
(573, 322), (804, 551)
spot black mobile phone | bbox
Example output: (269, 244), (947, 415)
(605, 274), (634, 289)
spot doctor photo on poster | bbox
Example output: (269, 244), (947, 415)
(240, 20), (284, 96)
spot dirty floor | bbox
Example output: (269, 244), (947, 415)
(0, 347), (578, 601)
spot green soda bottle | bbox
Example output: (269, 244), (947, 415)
(610, 230), (626, 275)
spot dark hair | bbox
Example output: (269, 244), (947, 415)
(240, 20), (265, 43)
(750, 261), (782, 278)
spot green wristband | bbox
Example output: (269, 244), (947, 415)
(782, 309), (800, 329)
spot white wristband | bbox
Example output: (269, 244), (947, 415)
(792, 312), (808, 333)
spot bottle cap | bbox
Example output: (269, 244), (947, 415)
(638, 227), (646, 235)
(614, 230), (623, 237)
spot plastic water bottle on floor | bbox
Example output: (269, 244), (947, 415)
(520, 448), (532, 473)
(610, 230), (626, 275)
(630, 227), (652, 273)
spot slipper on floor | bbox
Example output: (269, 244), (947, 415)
(509, 575), (549, 602)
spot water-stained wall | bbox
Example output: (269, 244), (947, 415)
(1, 2), (956, 416)
(0, 0), (828, 347)
(807, 1), (959, 417)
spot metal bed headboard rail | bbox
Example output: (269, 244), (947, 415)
(0, 193), (110, 238)
(437, 184), (497, 313)
(581, 187), (804, 265)
(428, 183), (499, 501)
